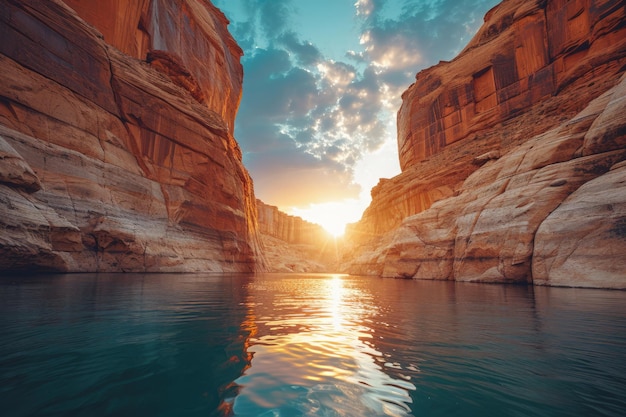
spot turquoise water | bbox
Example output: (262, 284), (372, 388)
(1, 273), (625, 417)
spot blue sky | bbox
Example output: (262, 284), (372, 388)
(212, 0), (500, 234)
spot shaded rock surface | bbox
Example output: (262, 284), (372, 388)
(344, 0), (626, 288)
(0, 0), (264, 273)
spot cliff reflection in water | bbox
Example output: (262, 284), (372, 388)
(1, 273), (625, 417)
(0, 274), (255, 417)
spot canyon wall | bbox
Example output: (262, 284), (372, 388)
(257, 200), (329, 245)
(0, 0), (265, 273)
(344, 0), (626, 288)
(63, 0), (242, 131)
(257, 200), (338, 272)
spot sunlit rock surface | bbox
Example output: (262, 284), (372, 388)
(63, 0), (242, 130)
(257, 200), (339, 272)
(344, 0), (626, 288)
(0, 0), (264, 272)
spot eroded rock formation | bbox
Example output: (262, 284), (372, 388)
(63, 0), (242, 130)
(344, 0), (626, 288)
(257, 200), (329, 245)
(0, 0), (264, 273)
(257, 200), (338, 272)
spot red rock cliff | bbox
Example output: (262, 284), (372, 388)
(257, 200), (329, 245)
(256, 200), (338, 272)
(344, 0), (626, 288)
(63, 0), (242, 131)
(398, 0), (625, 170)
(0, 0), (265, 273)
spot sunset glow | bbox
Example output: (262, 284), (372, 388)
(234, 275), (416, 414)
(290, 200), (366, 237)
(213, 0), (500, 229)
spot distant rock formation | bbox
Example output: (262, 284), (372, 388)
(0, 0), (264, 273)
(344, 0), (626, 288)
(257, 200), (329, 245)
(256, 200), (338, 272)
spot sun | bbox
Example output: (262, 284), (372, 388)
(289, 200), (366, 239)
(319, 218), (348, 238)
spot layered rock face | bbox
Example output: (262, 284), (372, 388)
(257, 200), (338, 272)
(0, 0), (265, 272)
(345, 0), (626, 288)
(257, 200), (329, 245)
(63, 0), (242, 130)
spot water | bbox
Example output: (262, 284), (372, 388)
(1, 273), (625, 417)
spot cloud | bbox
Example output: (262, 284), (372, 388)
(214, 0), (499, 209)
(354, 0), (499, 98)
(256, 0), (293, 40)
(234, 50), (389, 208)
(355, 0), (376, 17)
(238, 49), (318, 123)
(278, 31), (323, 66)
(362, 0), (497, 63)
(245, 141), (361, 206)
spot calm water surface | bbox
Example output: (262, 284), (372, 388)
(1, 273), (625, 417)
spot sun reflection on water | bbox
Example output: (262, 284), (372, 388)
(231, 274), (416, 416)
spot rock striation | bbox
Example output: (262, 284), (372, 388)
(257, 200), (329, 245)
(256, 200), (338, 272)
(63, 0), (242, 131)
(344, 0), (626, 288)
(0, 0), (265, 273)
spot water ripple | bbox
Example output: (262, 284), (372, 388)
(1, 273), (625, 417)
(230, 274), (416, 416)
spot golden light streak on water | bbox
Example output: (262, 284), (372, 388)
(231, 274), (415, 416)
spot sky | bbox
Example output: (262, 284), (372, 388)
(212, 0), (500, 236)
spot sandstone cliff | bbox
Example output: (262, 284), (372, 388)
(257, 200), (338, 272)
(344, 0), (626, 288)
(0, 0), (265, 273)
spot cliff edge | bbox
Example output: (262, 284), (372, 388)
(344, 0), (626, 288)
(0, 0), (265, 272)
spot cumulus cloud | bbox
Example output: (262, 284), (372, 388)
(278, 31), (323, 66)
(213, 0), (499, 209)
(356, 0), (499, 98)
(355, 0), (376, 17)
